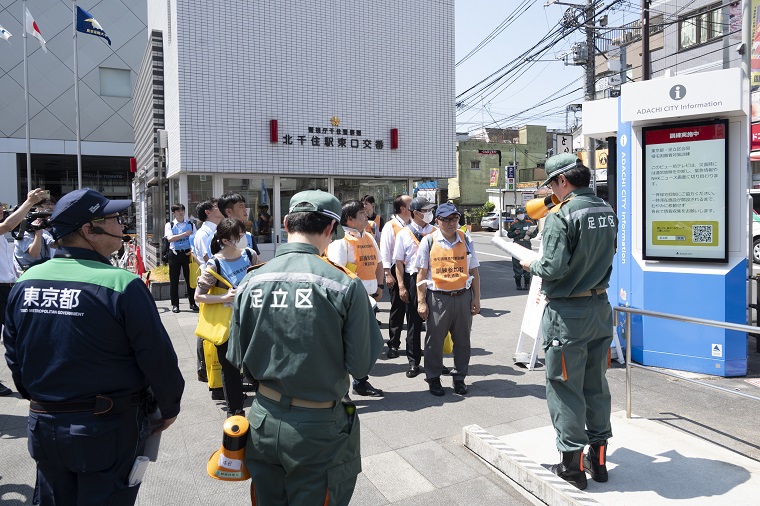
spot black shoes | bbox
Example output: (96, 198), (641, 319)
(171, 306), (180, 313)
(0, 382), (12, 396)
(210, 388), (225, 401)
(550, 451), (588, 490)
(406, 365), (421, 378)
(189, 303), (200, 312)
(427, 377), (445, 396)
(584, 441), (608, 482)
(453, 379), (468, 395)
(227, 409), (245, 418)
(197, 371), (208, 383)
(387, 347), (399, 359)
(441, 366), (451, 375)
(353, 381), (384, 397)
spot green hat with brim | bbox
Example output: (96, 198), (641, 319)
(541, 153), (582, 187)
(288, 189), (344, 239)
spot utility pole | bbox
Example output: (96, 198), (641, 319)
(641, 0), (650, 81)
(584, 0), (596, 192)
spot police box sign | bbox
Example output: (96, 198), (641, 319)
(621, 68), (742, 123)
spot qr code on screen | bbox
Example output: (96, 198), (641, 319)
(692, 225), (712, 244)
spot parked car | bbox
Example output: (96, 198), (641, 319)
(480, 212), (519, 231)
(480, 212), (499, 231)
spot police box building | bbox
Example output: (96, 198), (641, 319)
(133, 0), (455, 264)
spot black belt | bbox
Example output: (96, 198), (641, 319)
(0, 282), (15, 287)
(30, 392), (145, 415)
(173, 249), (191, 254)
(436, 288), (467, 297)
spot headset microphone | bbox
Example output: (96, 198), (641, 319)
(90, 226), (124, 239)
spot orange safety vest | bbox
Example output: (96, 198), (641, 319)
(389, 219), (404, 237)
(344, 232), (379, 281)
(429, 230), (469, 291)
(365, 214), (381, 236)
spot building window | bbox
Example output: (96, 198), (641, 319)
(470, 160), (480, 169)
(99, 68), (131, 98)
(167, 0), (172, 45)
(222, 177), (277, 243)
(678, 3), (722, 50)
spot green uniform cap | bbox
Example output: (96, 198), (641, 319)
(542, 153), (582, 187)
(288, 189), (345, 239)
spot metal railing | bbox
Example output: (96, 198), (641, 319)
(614, 306), (760, 419)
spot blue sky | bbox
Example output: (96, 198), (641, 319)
(455, 0), (640, 133)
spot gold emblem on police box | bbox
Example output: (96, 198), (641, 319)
(330, 116), (340, 127)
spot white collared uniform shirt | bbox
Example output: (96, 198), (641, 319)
(392, 221), (436, 275)
(415, 229), (480, 290)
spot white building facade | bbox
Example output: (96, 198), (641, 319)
(0, 0), (146, 207)
(135, 0), (455, 263)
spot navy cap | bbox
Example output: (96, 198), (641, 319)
(435, 202), (460, 218)
(409, 197), (434, 212)
(50, 188), (131, 240)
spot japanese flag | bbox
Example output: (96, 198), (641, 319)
(25, 8), (47, 53)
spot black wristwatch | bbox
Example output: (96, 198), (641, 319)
(377, 284), (385, 289)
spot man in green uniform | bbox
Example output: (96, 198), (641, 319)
(227, 190), (383, 505)
(521, 153), (617, 490)
(506, 206), (538, 290)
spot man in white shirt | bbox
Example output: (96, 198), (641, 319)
(379, 195), (412, 358)
(0, 188), (48, 396)
(193, 198), (223, 264)
(327, 200), (384, 397)
(164, 203), (198, 314)
(416, 203), (481, 397)
(392, 197), (437, 379)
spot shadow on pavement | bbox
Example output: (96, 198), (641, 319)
(0, 481), (35, 506)
(599, 447), (750, 498)
(653, 411), (760, 464)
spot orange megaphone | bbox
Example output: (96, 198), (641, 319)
(207, 415), (251, 481)
(525, 194), (561, 220)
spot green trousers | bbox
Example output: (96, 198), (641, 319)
(245, 393), (361, 505)
(542, 293), (613, 452)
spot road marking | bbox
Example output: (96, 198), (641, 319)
(478, 251), (511, 259)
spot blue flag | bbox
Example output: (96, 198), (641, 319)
(261, 179), (268, 205)
(76, 6), (111, 45)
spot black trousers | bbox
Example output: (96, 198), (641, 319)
(168, 250), (195, 307)
(387, 268), (407, 349)
(0, 283), (13, 326)
(29, 406), (147, 505)
(217, 340), (244, 414)
(403, 272), (423, 366)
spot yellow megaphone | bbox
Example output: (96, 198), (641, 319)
(525, 194), (562, 220)
(207, 415), (251, 481)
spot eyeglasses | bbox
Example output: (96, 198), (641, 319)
(438, 215), (460, 223)
(91, 214), (125, 225)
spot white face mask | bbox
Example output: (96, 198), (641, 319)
(516, 214), (525, 221)
(234, 236), (248, 249)
(422, 211), (434, 224)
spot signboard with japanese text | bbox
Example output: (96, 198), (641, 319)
(554, 134), (572, 154)
(642, 119), (728, 262)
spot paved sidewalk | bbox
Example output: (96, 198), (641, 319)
(1, 233), (759, 505)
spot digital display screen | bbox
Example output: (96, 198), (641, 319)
(642, 119), (728, 262)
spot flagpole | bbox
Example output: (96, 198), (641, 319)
(73, 0), (82, 189)
(22, 0), (31, 192)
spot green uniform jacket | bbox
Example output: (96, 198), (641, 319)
(227, 242), (383, 402)
(530, 188), (617, 297)
(507, 218), (538, 249)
